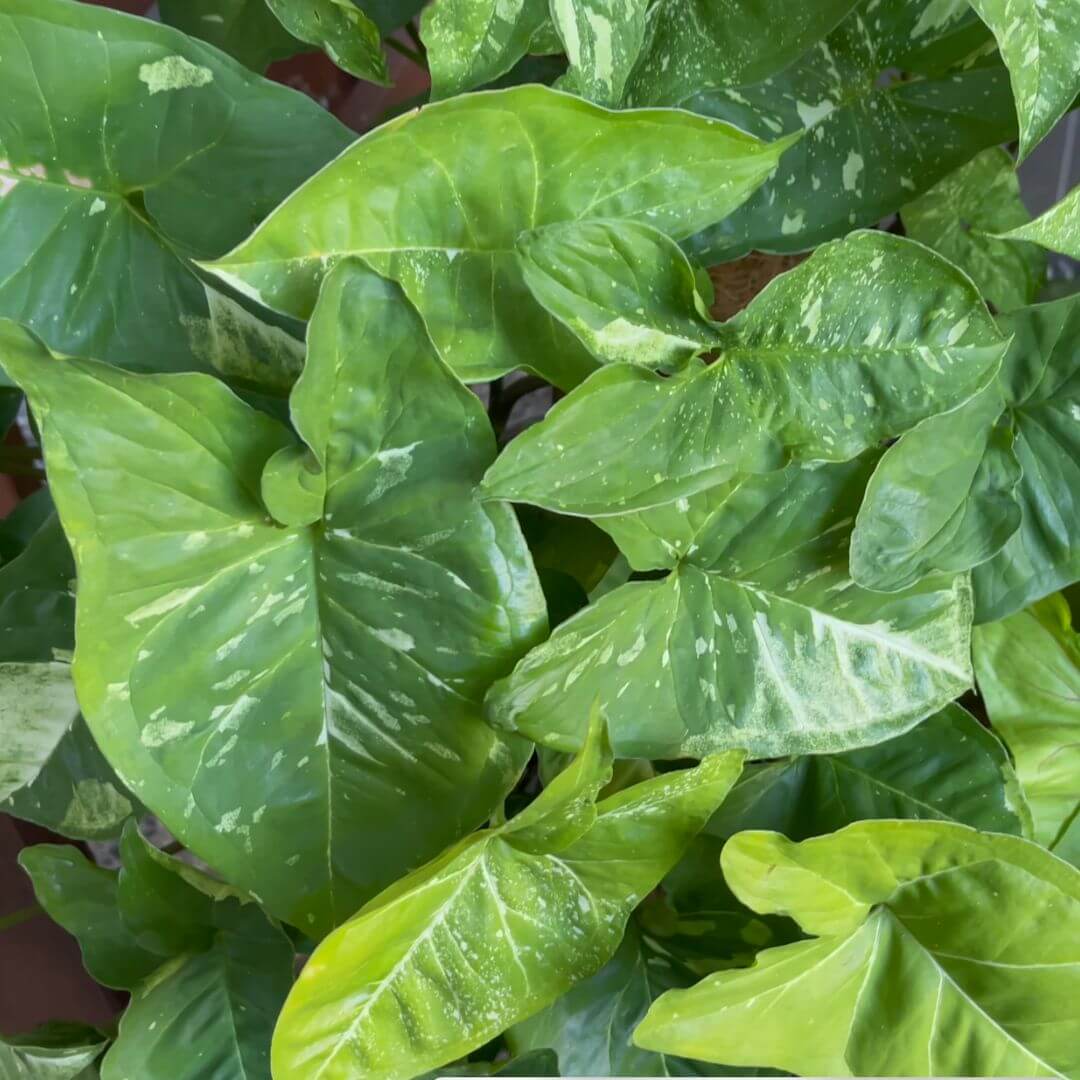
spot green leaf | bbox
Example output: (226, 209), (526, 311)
(1000, 182), (1080, 259)
(264, 0), (390, 83)
(511, 921), (729, 1076)
(549, 0), (650, 106)
(901, 147), (1046, 312)
(99, 901), (293, 1080)
(0, 515), (137, 840)
(484, 232), (1006, 516)
(684, 0), (1016, 263)
(357, 0), (426, 34)
(708, 704), (1030, 841)
(486, 456), (975, 760)
(0, 1024), (108, 1080)
(157, 0), (304, 72)
(0, 261), (546, 936)
(203, 84), (797, 389)
(516, 220), (721, 372)
(635, 821), (1080, 1076)
(18, 844), (163, 990)
(423, 0), (550, 100)
(967, 0), (1080, 159)
(270, 749), (744, 1080)
(0, 0), (350, 371)
(974, 593), (1080, 866)
(624, 0), (859, 106)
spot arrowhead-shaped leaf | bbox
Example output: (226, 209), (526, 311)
(974, 593), (1080, 866)
(203, 84), (796, 388)
(271, 746), (744, 1080)
(485, 231), (1006, 516)
(264, 0), (389, 83)
(0, 261), (546, 935)
(0, 0), (350, 371)
(635, 821), (1080, 1077)
(486, 455), (974, 759)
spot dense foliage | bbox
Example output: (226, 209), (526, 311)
(0, 0), (1078, 1076)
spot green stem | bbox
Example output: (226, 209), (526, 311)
(0, 904), (41, 932)
(385, 36), (426, 68)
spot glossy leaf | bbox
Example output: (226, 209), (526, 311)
(486, 456), (974, 760)
(204, 85), (796, 388)
(484, 231), (1006, 515)
(685, 0), (1015, 263)
(636, 822), (1080, 1076)
(1001, 182), (1080, 260)
(270, 749), (745, 1080)
(624, 0), (859, 106)
(0, 0), (350, 370)
(550, 0), (649, 106)
(968, 0), (1080, 159)
(157, 0), (303, 71)
(974, 593), (1080, 866)
(901, 147), (1045, 312)
(0, 1024), (107, 1080)
(517, 220), (721, 371)
(854, 293), (1080, 607)
(264, 0), (389, 83)
(0, 263), (546, 936)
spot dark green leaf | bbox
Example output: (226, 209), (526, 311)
(157, 0), (304, 72)
(0, 1024), (107, 1080)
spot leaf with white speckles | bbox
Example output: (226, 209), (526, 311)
(516, 219), (722, 372)
(686, 0), (1017, 263)
(901, 147), (1045, 312)
(967, 0), (1080, 159)
(974, 593), (1080, 867)
(1000, 182), (1080, 260)
(484, 232), (1006, 516)
(485, 455), (975, 760)
(634, 822), (1080, 1075)
(550, 0), (649, 106)
(203, 84), (795, 389)
(0, 261), (546, 936)
(270, 745), (744, 1080)
(0, 1024), (108, 1080)
(0, 0), (350, 373)
(264, 0), (389, 83)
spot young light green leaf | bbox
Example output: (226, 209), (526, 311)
(624, 0), (858, 106)
(0, 1024), (108, 1080)
(850, 387), (1022, 591)
(264, 0), (389, 83)
(999, 182), (1080, 259)
(271, 750), (744, 1080)
(967, 0), (1080, 159)
(974, 593), (1080, 866)
(685, 0), (1015, 263)
(423, 0), (550, 100)
(99, 900), (293, 1080)
(635, 821), (1080, 1076)
(549, 0), (649, 106)
(0, 264), (546, 936)
(203, 84), (797, 389)
(0, 0), (350, 372)
(901, 147), (1046, 312)
(157, 0), (304, 71)
(516, 220), (722, 372)
(486, 457), (974, 760)
(484, 231), (1006, 515)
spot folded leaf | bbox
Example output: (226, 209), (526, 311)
(517, 220), (721, 371)
(0, 263), (545, 935)
(968, 0), (1080, 159)
(901, 148), (1045, 312)
(486, 457), (974, 759)
(0, 0), (350, 371)
(974, 593), (1080, 866)
(635, 821), (1080, 1076)
(204, 84), (796, 388)
(270, 749), (745, 1080)
(549, 0), (649, 106)
(0, 1023), (108, 1080)
(157, 0), (303, 72)
(264, 0), (389, 83)
(1000, 183), (1080, 260)
(685, 0), (1015, 263)
(485, 231), (1005, 515)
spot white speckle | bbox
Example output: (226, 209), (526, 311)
(616, 632), (646, 667)
(125, 586), (201, 626)
(373, 627), (415, 652)
(141, 719), (195, 747)
(842, 151), (864, 192)
(795, 98), (834, 128)
(781, 212), (804, 235)
(138, 55), (215, 95)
